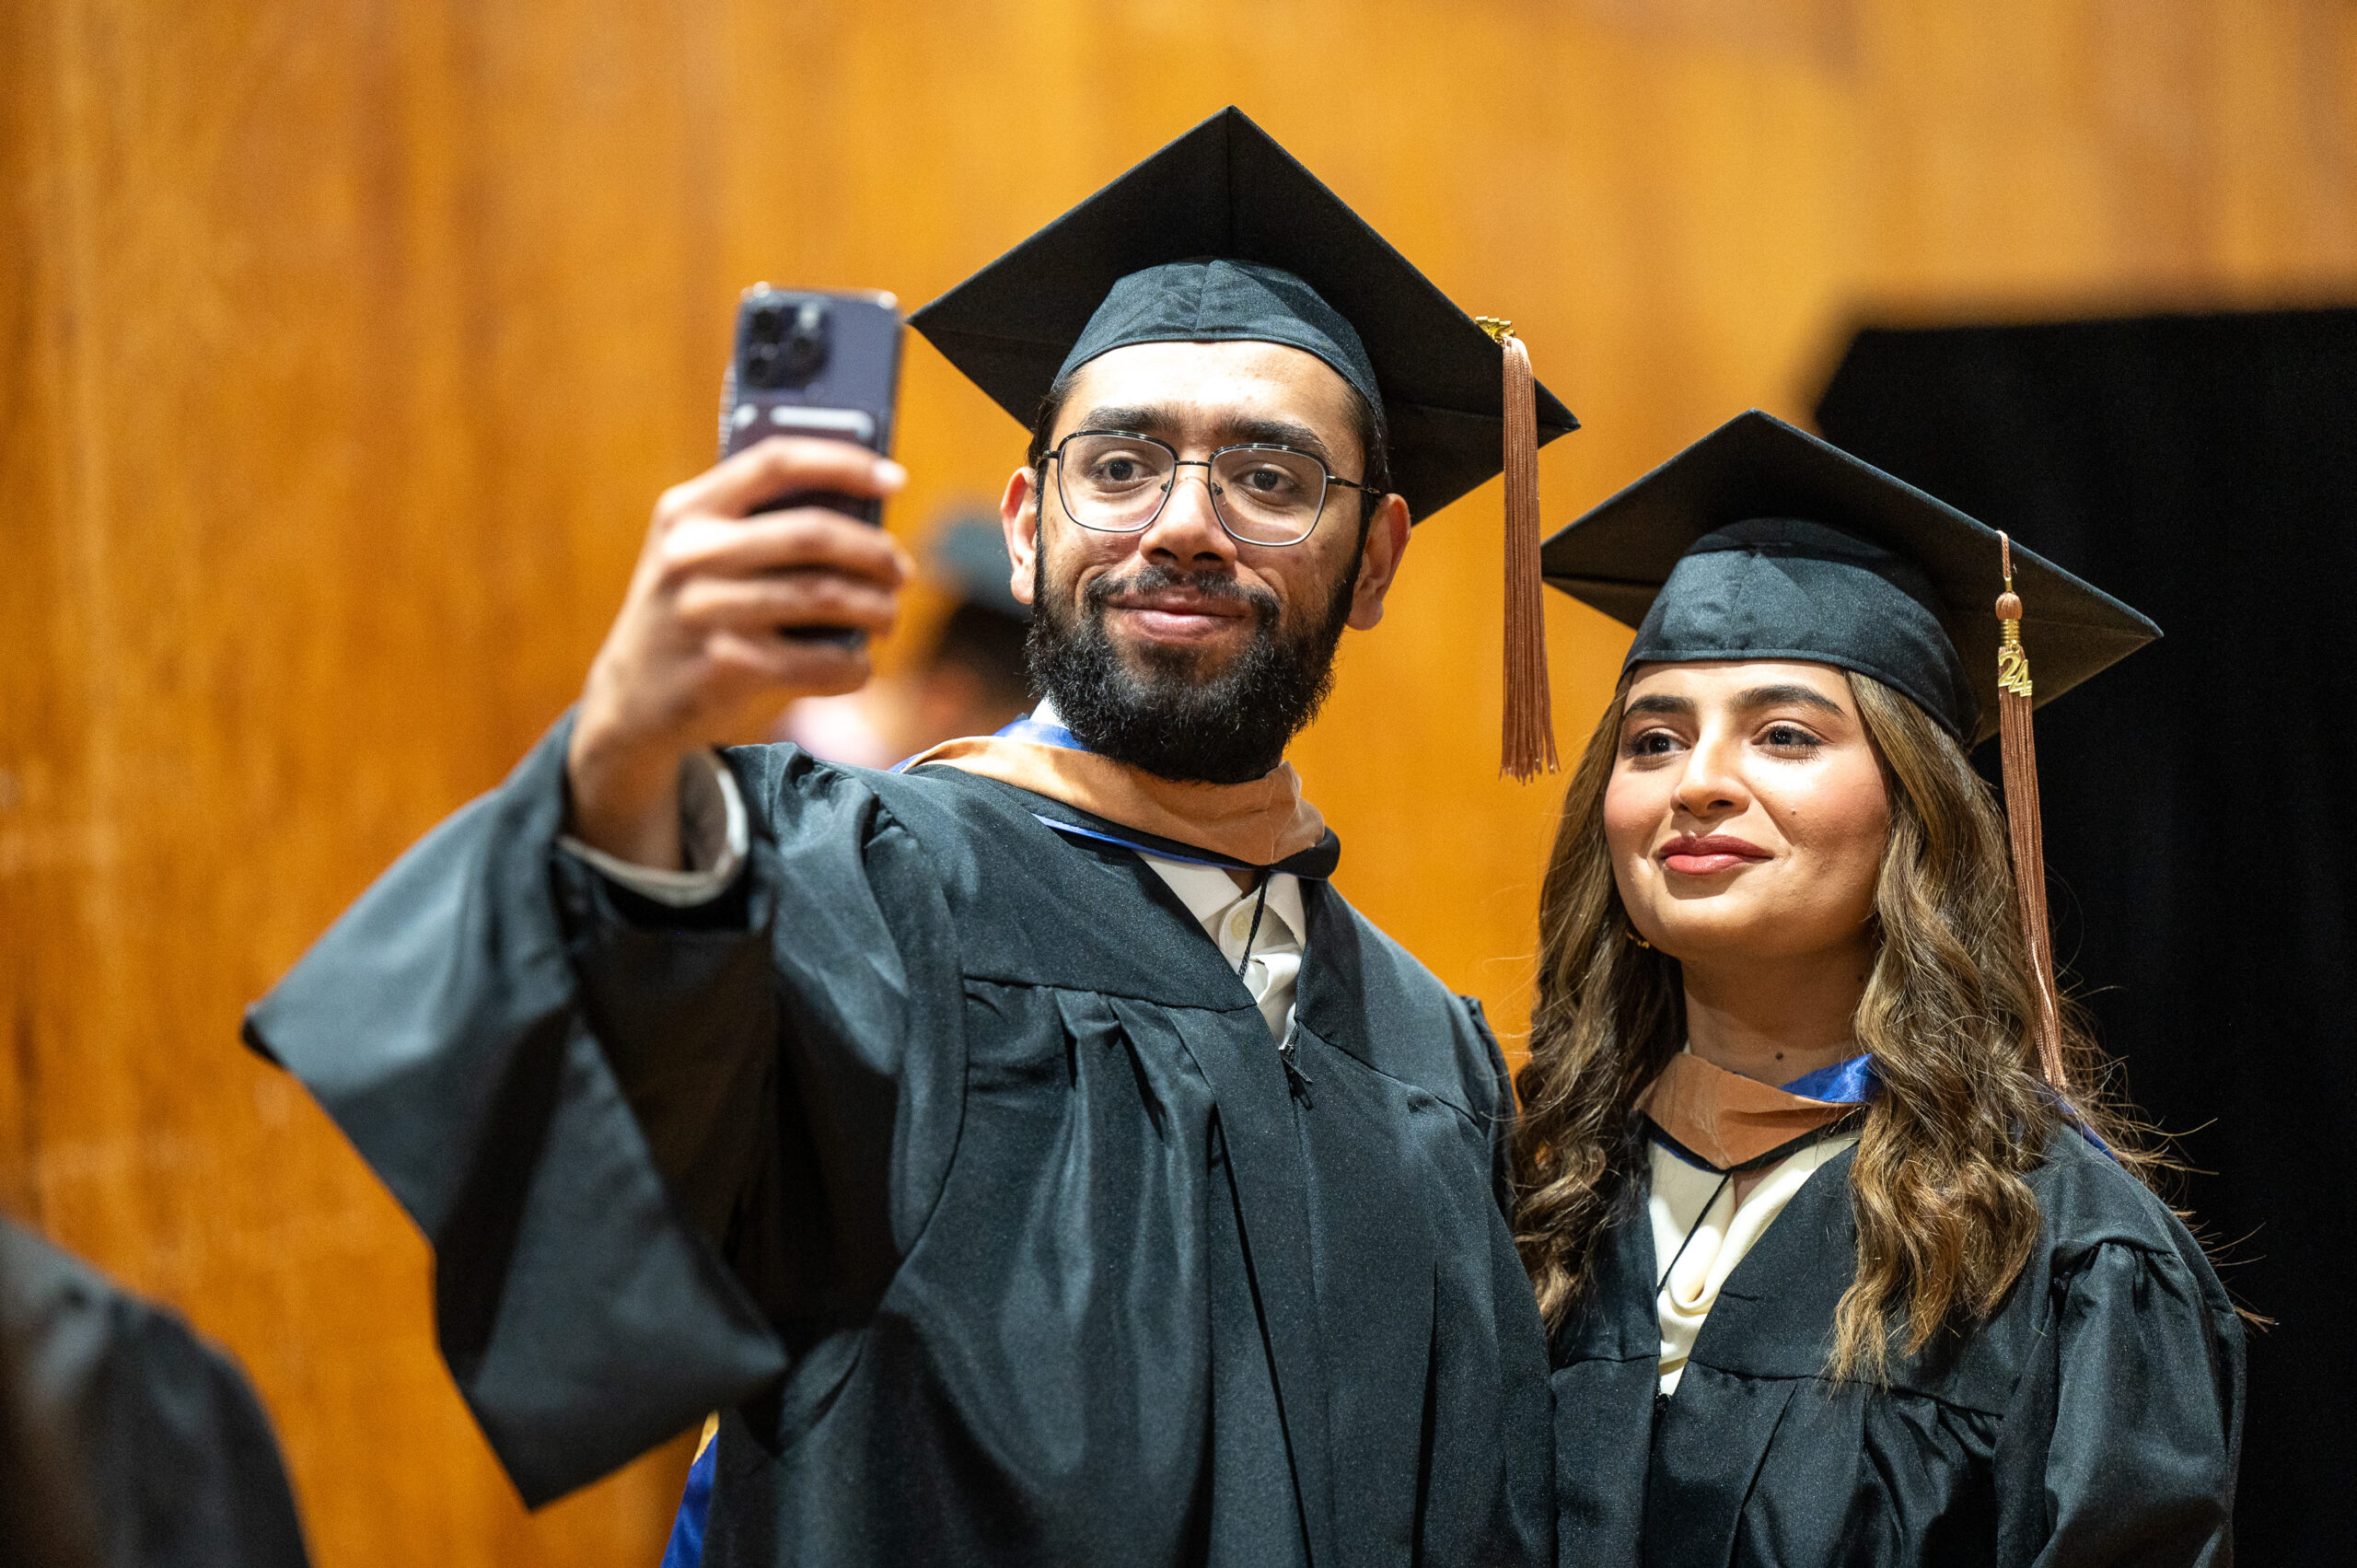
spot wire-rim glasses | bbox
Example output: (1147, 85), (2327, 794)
(1043, 429), (1376, 547)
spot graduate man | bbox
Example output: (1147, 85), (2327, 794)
(248, 110), (1575, 1567)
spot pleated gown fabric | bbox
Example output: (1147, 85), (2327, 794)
(245, 718), (1553, 1568)
(1551, 1128), (2243, 1568)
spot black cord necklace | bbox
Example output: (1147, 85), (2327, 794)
(1655, 1171), (1735, 1298)
(1652, 1124), (1843, 1297)
(1232, 872), (1315, 1094)
(1233, 870), (1272, 981)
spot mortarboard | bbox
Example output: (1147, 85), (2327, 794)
(1538, 411), (2158, 744)
(1539, 409), (2163, 1094)
(910, 107), (1576, 776)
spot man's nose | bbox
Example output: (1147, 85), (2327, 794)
(1136, 467), (1237, 567)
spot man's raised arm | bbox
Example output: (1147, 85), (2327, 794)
(566, 436), (906, 871)
(244, 438), (911, 1504)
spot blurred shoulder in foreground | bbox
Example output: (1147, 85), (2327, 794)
(0, 1217), (311, 1568)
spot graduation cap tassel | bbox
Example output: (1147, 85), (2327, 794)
(1993, 533), (2069, 1093)
(1483, 319), (1559, 780)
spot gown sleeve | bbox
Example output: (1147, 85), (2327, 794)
(2024, 1235), (2245, 1567)
(1459, 994), (1557, 1558)
(1451, 996), (1516, 1219)
(242, 715), (946, 1505)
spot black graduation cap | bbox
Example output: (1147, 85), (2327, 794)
(910, 107), (1575, 776)
(909, 107), (1576, 522)
(1539, 410), (2160, 744)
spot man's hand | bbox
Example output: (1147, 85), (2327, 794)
(566, 437), (909, 868)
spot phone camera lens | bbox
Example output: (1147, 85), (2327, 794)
(784, 300), (830, 382)
(742, 295), (829, 389)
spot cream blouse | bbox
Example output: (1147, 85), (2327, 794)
(1646, 1131), (1861, 1394)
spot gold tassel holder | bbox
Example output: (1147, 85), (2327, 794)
(1478, 316), (1559, 781)
(1994, 532), (2069, 1091)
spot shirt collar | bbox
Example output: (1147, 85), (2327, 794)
(1150, 854), (1306, 937)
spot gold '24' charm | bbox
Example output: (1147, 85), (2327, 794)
(1997, 636), (2034, 698)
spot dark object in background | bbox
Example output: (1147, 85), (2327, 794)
(772, 514), (1033, 767)
(930, 599), (1029, 715)
(1817, 305), (2357, 1568)
(924, 514), (1032, 716)
(0, 1217), (311, 1568)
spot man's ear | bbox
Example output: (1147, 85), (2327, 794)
(1345, 494), (1413, 631)
(1001, 468), (1040, 608)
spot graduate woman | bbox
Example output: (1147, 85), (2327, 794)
(1516, 412), (2243, 1567)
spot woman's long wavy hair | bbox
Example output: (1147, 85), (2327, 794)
(1512, 669), (2161, 1380)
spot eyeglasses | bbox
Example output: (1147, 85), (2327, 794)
(1041, 430), (1376, 547)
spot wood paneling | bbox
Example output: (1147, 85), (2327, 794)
(4, 1), (2352, 1562)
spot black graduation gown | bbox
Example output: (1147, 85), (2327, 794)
(1551, 1128), (2244, 1568)
(0, 1218), (312, 1568)
(243, 717), (1553, 1568)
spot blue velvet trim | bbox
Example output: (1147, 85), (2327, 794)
(659, 1436), (716, 1568)
(1779, 1053), (1880, 1104)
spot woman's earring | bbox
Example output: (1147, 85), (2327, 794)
(1622, 923), (1654, 950)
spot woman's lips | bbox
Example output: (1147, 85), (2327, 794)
(1659, 833), (1772, 876)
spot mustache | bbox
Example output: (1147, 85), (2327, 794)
(1030, 548), (1356, 784)
(1082, 564), (1278, 625)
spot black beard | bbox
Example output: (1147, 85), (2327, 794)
(1026, 553), (1359, 785)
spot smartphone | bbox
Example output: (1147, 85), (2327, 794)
(720, 285), (903, 645)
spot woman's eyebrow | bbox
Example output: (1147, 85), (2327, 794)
(1624, 693), (1695, 718)
(1734, 682), (1848, 717)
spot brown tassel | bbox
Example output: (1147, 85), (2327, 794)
(1481, 318), (1558, 780)
(1994, 532), (2069, 1092)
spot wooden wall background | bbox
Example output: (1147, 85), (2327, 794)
(5, 0), (2352, 1561)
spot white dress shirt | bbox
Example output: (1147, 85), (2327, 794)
(1134, 853), (1306, 1043)
(1647, 1129), (1861, 1394)
(559, 702), (1307, 1043)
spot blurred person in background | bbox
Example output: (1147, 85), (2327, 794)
(1, 1280), (99, 1568)
(0, 1215), (312, 1568)
(1518, 414), (2242, 1568)
(774, 512), (1031, 767)
(246, 110), (1575, 1566)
